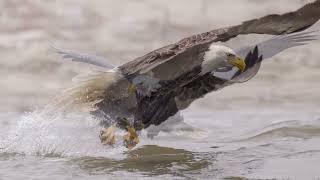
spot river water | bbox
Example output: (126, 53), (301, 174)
(1, 0), (320, 179)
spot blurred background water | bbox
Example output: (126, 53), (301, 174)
(1, 0), (320, 179)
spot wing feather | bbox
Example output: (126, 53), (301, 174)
(237, 30), (319, 60)
(51, 44), (115, 70)
(230, 30), (319, 83)
(119, 0), (320, 77)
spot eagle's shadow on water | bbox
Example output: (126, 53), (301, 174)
(73, 145), (215, 177)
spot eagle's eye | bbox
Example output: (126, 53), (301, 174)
(226, 53), (234, 57)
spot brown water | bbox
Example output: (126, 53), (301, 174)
(1, 0), (320, 179)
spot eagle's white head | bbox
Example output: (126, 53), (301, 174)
(201, 44), (246, 75)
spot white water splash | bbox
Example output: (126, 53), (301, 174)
(2, 105), (128, 158)
(1, 104), (204, 158)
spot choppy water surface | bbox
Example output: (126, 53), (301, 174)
(1, 104), (320, 179)
(1, 0), (320, 179)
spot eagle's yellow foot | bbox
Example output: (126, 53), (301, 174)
(128, 84), (137, 94)
(99, 125), (116, 146)
(123, 126), (140, 149)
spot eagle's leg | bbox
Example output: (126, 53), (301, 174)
(117, 117), (143, 149)
(123, 126), (140, 149)
(99, 124), (116, 146)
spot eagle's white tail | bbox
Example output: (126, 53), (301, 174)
(53, 69), (122, 111)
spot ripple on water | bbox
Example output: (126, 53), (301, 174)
(73, 145), (214, 177)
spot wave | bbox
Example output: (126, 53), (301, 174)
(226, 119), (320, 142)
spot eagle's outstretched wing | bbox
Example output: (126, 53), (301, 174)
(52, 0), (320, 74)
(119, 0), (320, 79)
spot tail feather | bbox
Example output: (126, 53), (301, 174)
(53, 70), (122, 111)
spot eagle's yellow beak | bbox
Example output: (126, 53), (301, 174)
(128, 84), (137, 94)
(229, 57), (246, 72)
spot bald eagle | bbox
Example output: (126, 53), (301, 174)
(54, 0), (320, 149)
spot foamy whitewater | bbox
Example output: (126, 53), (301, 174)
(1, 0), (320, 179)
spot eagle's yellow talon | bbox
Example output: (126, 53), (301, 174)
(128, 84), (137, 94)
(100, 125), (116, 146)
(123, 126), (140, 149)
